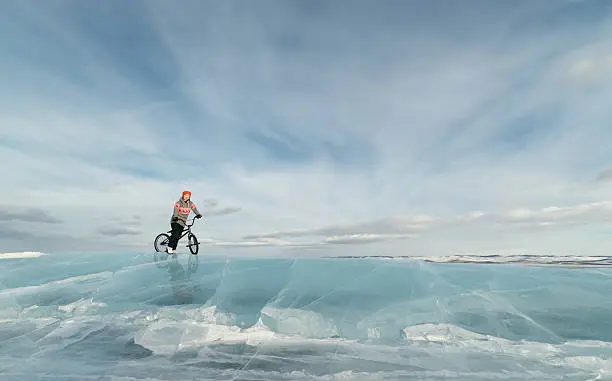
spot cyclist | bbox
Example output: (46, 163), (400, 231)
(167, 190), (202, 253)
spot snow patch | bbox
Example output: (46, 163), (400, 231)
(0, 251), (44, 259)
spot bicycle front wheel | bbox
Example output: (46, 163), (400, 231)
(188, 234), (199, 255)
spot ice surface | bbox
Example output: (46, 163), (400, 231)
(0, 251), (611, 380)
(332, 254), (612, 266)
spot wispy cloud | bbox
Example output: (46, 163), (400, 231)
(208, 207), (242, 217)
(324, 234), (415, 245)
(244, 215), (433, 241)
(0, 207), (62, 224)
(596, 168), (612, 183)
(239, 201), (612, 248)
(1, 0), (612, 255)
(196, 199), (242, 217)
(98, 226), (142, 237)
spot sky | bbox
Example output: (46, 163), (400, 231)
(1, 0), (612, 256)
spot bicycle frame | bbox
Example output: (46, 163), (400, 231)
(168, 218), (197, 240)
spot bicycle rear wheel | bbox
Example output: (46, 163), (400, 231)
(188, 233), (199, 255)
(154, 233), (170, 252)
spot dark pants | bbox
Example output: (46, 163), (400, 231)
(168, 222), (184, 250)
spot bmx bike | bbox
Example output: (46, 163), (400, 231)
(154, 217), (201, 255)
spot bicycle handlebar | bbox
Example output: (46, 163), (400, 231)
(186, 216), (204, 226)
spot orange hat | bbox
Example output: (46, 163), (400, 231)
(182, 190), (191, 197)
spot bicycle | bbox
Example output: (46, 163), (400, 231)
(154, 217), (202, 255)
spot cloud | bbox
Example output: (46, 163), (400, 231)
(200, 199), (219, 208)
(566, 53), (612, 85)
(596, 168), (612, 183)
(2, 1), (612, 255)
(240, 200), (612, 248)
(195, 199), (242, 217)
(448, 201), (612, 231)
(324, 234), (415, 245)
(244, 215), (433, 241)
(209, 239), (297, 248)
(208, 233), (414, 248)
(0, 225), (41, 241)
(208, 207), (242, 217)
(125, 220), (142, 228)
(98, 227), (141, 237)
(0, 206), (62, 224)
(0, 223), (87, 253)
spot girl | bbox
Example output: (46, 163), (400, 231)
(167, 190), (202, 253)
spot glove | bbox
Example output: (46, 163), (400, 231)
(196, 214), (202, 219)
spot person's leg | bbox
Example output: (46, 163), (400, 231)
(167, 224), (178, 252)
(168, 223), (183, 251)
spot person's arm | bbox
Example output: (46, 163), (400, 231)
(191, 202), (202, 218)
(171, 202), (180, 222)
